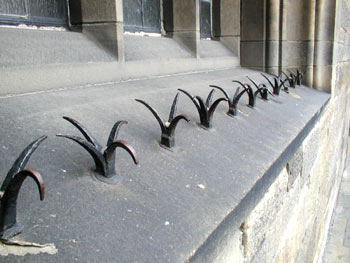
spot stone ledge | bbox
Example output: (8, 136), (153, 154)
(0, 67), (329, 262)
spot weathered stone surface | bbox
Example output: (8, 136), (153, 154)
(286, 147), (303, 191)
(219, 0), (240, 36)
(171, 0), (199, 57)
(241, 0), (265, 41)
(219, 36), (240, 56)
(0, 68), (329, 262)
(83, 22), (122, 58)
(240, 41), (265, 68)
(173, 0), (198, 31)
(302, 122), (321, 178)
(281, 41), (314, 67)
(284, 0), (315, 41)
(69, 0), (118, 24)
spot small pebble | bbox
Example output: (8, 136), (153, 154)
(197, 184), (206, 189)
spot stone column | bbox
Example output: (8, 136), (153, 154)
(265, 0), (280, 75)
(280, 0), (316, 86)
(240, 0), (267, 71)
(212, 0), (240, 56)
(313, 0), (336, 92)
(171, 0), (200, 58)
(68, 0), (124, 61)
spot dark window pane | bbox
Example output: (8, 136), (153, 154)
(29, 0), (66, 19)
(200, 0), (211, 38)
(0, 0), (27, 16)
(123, 0), (143, 29)
(142, 0), (160, 31)
(123, 0), (160, 32)
(0, 0), (67, 26)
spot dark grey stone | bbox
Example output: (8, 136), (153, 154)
(281, 41), (314, 67)
(0, 67), (329, 262)
(240, 41), (265, 68)
(241, 0), (265, 41)
(287, 147), (303, 191)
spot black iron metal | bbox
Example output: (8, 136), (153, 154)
(261, 73), (288, 95)
(287, 69), (304, 86)
(210, 84), (246, 117)
(57, 117), (138, 184)
(135, 93), (190, 150)
(178, 88), (227, 130)
(282, 71), (296, 89)
(232, 80), (258, 108)
(0, 136), (46, 240)
(246, 76), (273, 101)
(296, 69), (304, 85)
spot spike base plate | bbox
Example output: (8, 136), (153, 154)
(94, 174), (123, 185)
(0, 223), (23, 240)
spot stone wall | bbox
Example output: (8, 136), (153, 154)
(235, 0), (350, 262)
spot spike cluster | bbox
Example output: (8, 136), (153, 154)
(178, 88), (227, 129)
(210, 84), (246, 117)
(57, 117), (138, 184)
(0, 136), (46, 240)
(135, 93), (190, 150)
(0, 68), (304, 241)
(211, 69), (304, 117)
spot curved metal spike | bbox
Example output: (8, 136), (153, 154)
(0, 169), (44, 240)
(168, 114), (190, 137)
(206, 89), (215, 108)
(135, 99), (166, 134)
(246, 76), (260, 89)
(208, 97), (227, 121)
(195, 96), (210, 127)
(287, 70), (296, 78)
(56, 134), (107, 175)
(107, 120), (128, 148)
(62, 116), (102, 151)
(232, 80), (246, 88)
(210, 85), (230, 101)
(296, 69), (304, 85)
(178, 89), (201, 111)
(260, 73), (274, 88)
(168, 93), (180, 123)
(1, 135), (47, 193)
(104, 140), (138, 165)
(233, 87), (240, 99)
(254, 89), (261, 99)
(234, 88), (247, 103)
(281, 71), (291, 82)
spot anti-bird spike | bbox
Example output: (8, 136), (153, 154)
(135, 93), (190, 149)
(232, 80), (258, 108)
(246, 76), (273, 101)
(0, 136), (46, 240)
(57, 117), (138, 184)
(296, 69), (304, 85)
(178, 88), (227, 130)
(210, 84), (246, 117)
(261, 73), (287, 95)
(282, 71), (296, 89)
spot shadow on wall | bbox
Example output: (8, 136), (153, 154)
(67, 0), (119, 59)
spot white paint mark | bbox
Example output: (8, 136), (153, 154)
(197, 184), (206, 189)
(0, 242), (57, 256)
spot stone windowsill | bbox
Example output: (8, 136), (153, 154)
(0, 67), (330, 262)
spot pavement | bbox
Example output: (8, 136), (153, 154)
(322, 146), (350, 262)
